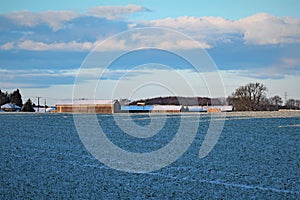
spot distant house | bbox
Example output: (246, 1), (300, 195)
(56, 100), (121, 114)
(0, 103), (21, 112)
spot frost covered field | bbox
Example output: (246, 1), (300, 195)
(1, 112), (300, 199)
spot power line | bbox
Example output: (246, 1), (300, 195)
(44, 98), (47, 112)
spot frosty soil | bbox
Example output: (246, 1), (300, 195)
(1, 112), (299, 198)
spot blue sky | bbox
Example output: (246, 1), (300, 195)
(1, 0), (300, 20)
(0, 0), (299, 105)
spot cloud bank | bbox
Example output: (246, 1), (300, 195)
(142, 13), (300, 45)
(1, 7), (300, 52)
(88, 4), (150, 20)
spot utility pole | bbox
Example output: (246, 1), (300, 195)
(284, 92), (288, 105)
(44, 98), (47, 112)
(36, 96), (42, 112)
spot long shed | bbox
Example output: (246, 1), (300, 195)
(121, 105), (183, 113)
(56, 100), (121, 114)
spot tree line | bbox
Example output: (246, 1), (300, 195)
(128, 82), (299, 111)
(129, 96), (213, 106)
(227, 82), (300, 111)
(2, 84), (299, 112)
(0, 89), (35, 112)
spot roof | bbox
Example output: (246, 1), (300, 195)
(46, 107), (56, 112)
(152, 105), (182, 111)
(121, 105), (154, 111)
(56, 99), (117, 105)
(121, 105), (182, 111)
(1, 103), (21, 109)
(188, 106), (205, 112)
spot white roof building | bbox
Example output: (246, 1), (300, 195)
(0, 103), (21, 111)
(151, 105), (182, 112)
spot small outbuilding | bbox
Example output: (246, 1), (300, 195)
(0, 103), (21, 112)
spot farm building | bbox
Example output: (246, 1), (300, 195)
(56, 100), (121, 114)
(121, 105), (153, 113)
(187, 106), (206, 112)
(151, 105), (183, 113)
(121, 105), (233, 113)
(121, 105), (184, 113)
(187, 105), (233, 112)
(0, 103), (21, 112)
(204, 106), (233, 112)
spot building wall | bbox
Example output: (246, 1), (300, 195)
(56, 100), (121, 114)
(151, 110), (181, 113)
(207, 108), (221, 113)
(56, 104), (114, 114)
(113, 101), (121, 113)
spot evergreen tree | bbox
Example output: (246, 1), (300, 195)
(21, 99), (35, 112)
(10, 89), (23, 107)
(0, 90), (9, 106)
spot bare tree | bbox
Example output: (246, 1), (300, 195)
(227, 83), (267, 111)
(285, 99), (299, 109)
(270, 95), (283, 110)
(296, 100), (300, 109)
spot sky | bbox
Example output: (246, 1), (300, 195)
(0, 0), (299, 105)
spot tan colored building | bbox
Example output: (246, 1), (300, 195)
(56, 100), (121, 114)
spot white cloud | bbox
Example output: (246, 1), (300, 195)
(141, 16), (237, 45)
(4, 10), (80, 31)
(142, 13), (300, 45)
(237, 13), (300, 44)
(88, 4), (150, 20)
(2, 4), (150, 31)
(0, 68), (74, 78)
(2, 32), (211, 51)
(0, 42), (14, 50)
(2, 39), (128, 52)
(1, 40), (95, 51)
(129, 32), (211, 49)
(1, 11), (300, 51)
(142, 16), (234, 33)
